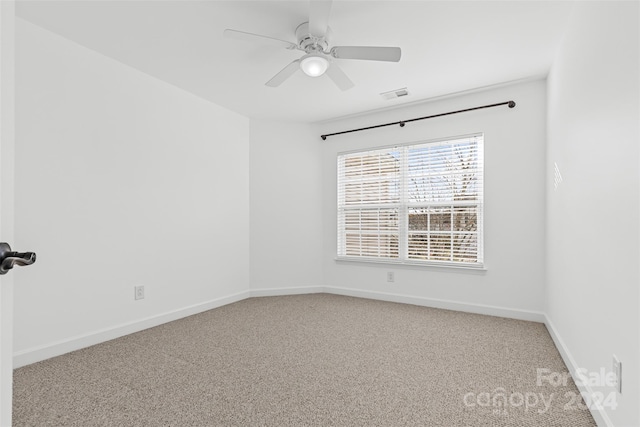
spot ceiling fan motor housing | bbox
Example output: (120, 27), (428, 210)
(296, 22), (331, 53)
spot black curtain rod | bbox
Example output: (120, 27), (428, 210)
(320, 100), (516, 140)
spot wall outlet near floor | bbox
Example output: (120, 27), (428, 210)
(134, 285), (145, 300)
(612, 355), (622, 394)
(387, 272), (395, 282)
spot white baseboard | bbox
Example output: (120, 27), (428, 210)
(12, 286), (545, 369)
(249, 285), (545, 322)
(13, 290), (251, 368)
(325, 286), (546, 322)
(544, 315), (613, 427)
(250, 286), (325, 297)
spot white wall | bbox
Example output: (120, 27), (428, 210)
(546, 2), (639, 426)
(318, 80), (547, 317)
(249, 120), (323, 293)
(13, 19), (250, 359)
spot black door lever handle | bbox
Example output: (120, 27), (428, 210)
(0, 242), (36, 275)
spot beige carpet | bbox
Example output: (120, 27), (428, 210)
(14, 294), (596, 426)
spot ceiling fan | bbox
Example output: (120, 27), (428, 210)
(224, 0), (402, 91)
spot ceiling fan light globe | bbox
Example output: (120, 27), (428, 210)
(300, 55), (329, 77)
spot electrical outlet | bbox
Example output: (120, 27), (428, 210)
(387, 272), (395, 282)
(134, 285), (145, 300)
(613, 355), (622, 394)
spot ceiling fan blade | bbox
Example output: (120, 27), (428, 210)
(331, 46), (402, 62)
(325, 63), (354, 91)
(265, 60), (301, 87)
(224, 29), (297, 50)
(308, 0), (333, 37)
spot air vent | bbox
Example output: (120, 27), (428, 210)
(380, 87), (409, 100)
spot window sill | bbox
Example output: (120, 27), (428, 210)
(334, 256), (487, 272)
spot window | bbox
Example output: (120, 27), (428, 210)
(337, 134), (483, 268)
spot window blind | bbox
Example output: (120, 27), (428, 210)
(337, 134), (484, 268)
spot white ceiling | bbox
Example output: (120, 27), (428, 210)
(16, 0), (575, 123)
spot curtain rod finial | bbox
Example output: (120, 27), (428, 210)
(508, 101), (516, 108)
(321, 135), (327, 140)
